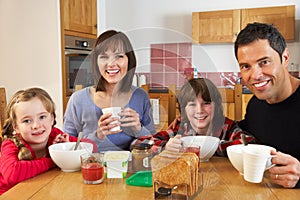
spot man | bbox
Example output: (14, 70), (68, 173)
(235, 22), (300, 188)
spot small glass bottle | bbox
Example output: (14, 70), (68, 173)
(132, 143), (152, 172)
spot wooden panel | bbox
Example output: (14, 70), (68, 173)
(168, 84), (177, 124)
(64, 31), (97, 39)
(218, 88), (235, 103)
(192, 9), (240, 43)
(63, 0), (97, 36)
(141, 84), (149, 93)
(192, 12), (200, 43)
(149, 93), (169, 131)
(242, 94), (253, 119)
(234, 84), (243, 121)
(0, 88), (7, 137)
(218, 84), (243, 121)
(222, 102), (235, 120)
(241, 5), (295, 41)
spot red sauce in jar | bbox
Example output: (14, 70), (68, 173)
(81, 163), (104, 181)
(185, 147), (200, 159)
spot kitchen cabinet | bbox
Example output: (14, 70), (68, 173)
(241, 6), (295, 41)
(149, 92), (171, 131)
(60, 0), (97, 112)
(192, 9), (240, 43)
(148, 86), (178, 132)
(62, 0), (97, 38)
(192, 5), (295, 43)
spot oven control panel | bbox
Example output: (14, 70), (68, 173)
(65, 35), (96, 50)
(75, 40), (89, 48)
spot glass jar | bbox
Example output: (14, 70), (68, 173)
(132, 143), (152, 172)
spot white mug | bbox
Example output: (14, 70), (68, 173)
(102, 107), (122, 131)
(242, 145), (275, 183)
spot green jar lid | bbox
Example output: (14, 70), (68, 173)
(125, 171), (153, 187)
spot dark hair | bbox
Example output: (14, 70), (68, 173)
(177, 78), (225, 134)
(1, 87), (56, 160)
(234, 22), (286, 63)
(91, 30), (137, 92)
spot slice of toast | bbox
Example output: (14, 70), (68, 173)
(151, 150), (199, 196)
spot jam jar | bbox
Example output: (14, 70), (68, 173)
(132, 143), (152, 172)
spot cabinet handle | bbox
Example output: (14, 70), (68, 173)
(94, 24), (97, 28)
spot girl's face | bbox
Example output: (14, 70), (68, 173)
(97, 48), (128, 85)
(13, 97), (54, 145)
(185, 95), (214, 135)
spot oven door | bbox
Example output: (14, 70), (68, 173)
(65, 49), (92, 96)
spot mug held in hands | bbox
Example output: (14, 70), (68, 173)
(102, 107), (122, 131)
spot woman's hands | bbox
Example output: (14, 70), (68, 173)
(165, 135), (183, 152)
(119, 107), (142, 136)
(53, 133), (70, 143)
(97, 107), (141, 139)
(97, 112), (122, 139)
(269, 151), (300, 188)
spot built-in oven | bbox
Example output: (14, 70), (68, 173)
(64, 35), (96, 97)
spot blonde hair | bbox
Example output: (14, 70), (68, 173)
(1, 87), (56, 160)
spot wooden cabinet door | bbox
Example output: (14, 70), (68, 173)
(192, 9), (241, 43)
(241, 5), (295, 41)
(149, 93), (169, 132)
(64, 0), (97, 37)
(192, 5), (295, 43)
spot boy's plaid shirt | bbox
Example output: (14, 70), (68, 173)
(131, 117), (256, 157)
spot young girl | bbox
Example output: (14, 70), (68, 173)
(0, 87), (96, 195)
(133, 78), (256, 156)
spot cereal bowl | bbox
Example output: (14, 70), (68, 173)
(49, 142), (93, 172)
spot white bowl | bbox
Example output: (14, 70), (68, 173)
(49, 142), (93, 172)
(226, 144), (276, 174)
(180, 136), (220, 162)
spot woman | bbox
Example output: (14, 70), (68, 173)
(63, 30), (156, 151)
(133, 78), (255, 156)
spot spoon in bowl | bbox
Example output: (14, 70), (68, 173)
(241, 133), (248, 146)
(74, 132), (83, 150)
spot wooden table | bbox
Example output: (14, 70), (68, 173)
(1, 157), (299, 200)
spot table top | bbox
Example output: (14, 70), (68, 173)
(1, 157), (299, 200)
